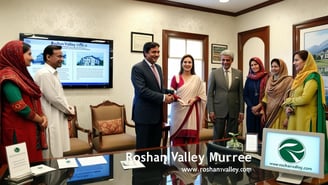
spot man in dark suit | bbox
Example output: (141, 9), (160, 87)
(207, 50), (244, 140)
(131, 42), (174, 149)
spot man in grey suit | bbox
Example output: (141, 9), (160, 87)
(207, 50), (244, 140)
(131, 42), (174, 149)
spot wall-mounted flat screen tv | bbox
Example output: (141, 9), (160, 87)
(19, 33), (113, 88)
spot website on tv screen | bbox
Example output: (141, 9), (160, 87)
(21, 34), (112, 88)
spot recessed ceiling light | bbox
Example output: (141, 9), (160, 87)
(219, 0), (229, 3)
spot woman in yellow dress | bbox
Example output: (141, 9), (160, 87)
(282, 50), (327, 173)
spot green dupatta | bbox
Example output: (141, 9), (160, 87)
(305, 72), (328, 173)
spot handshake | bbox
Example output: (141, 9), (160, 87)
(164, 89), (176, 104)
(164, 89), (189, 106)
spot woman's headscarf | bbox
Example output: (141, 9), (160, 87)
(247, 57), (268, 101)
(0, 40), (41, 98)
(266, 59), (292, 92)
(264, 59), (293, 128)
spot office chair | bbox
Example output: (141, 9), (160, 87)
(90, 100), (136, 152)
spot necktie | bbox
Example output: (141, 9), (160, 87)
(225, 70), (229, 88)
(151, 64), (161, 86)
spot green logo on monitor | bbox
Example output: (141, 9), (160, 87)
(279, 139), (305, 163)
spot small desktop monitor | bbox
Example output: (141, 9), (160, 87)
(260, 128), (325, 184)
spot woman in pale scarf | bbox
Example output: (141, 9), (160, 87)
(282, 50), (328, 173)
(262, 59), (293, 129)
(170, 54), (207, 146)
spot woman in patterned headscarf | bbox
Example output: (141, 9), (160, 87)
(0, 40), (47, 164)
(244, 57), (268, 140)
(261, 59), (293, 129)
(282, 50), (327, 173)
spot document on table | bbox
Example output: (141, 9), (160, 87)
(5, 142), (32, 179)
(245, 133), (258, 152)
(120, 160), (145, 170)
(77, 155), (107, 166)
(30, 164), (56, 176)
(57, 158), (78, 169)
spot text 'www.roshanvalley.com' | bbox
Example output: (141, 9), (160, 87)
(180, 167), (252, 174)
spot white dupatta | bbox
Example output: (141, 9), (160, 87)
(170, 75), (207, 139)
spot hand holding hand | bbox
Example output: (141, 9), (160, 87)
(68, 105), (75, 115)
(285, 106), (294, 115)
(40, 115), (48, 128)
(251, 104), (261, 115)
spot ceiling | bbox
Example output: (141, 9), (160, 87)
(136, 0), (284, 16)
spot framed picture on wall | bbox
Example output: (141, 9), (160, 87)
(293, 15), (328, 75)
(211, 44), (228, 64)
(131, 32), (154, 53)
(293, 15), (328, 113)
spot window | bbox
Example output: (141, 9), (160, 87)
(168, 38), (204, 88)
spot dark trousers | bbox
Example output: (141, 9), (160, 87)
(135, 123), (162, 149)
(213, 115), (238, 140)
